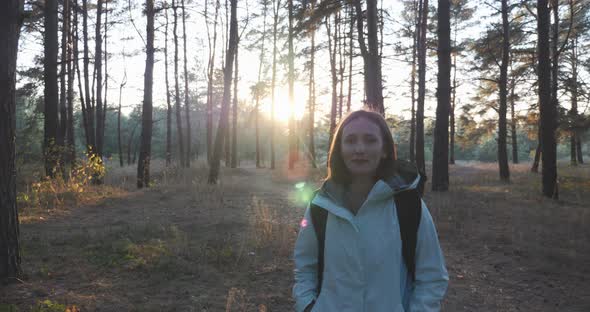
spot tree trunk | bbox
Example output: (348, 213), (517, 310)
(74, 0), (90, 150)
(82, 0), (95, 152)
(347, 4), (354, 113)
(44, 0), (60, 178)
(510, 65), (518, 164)
(103, 0), (109, 158)
(354, 0), (384, 114)
(58, 0), (70, 173)
(537, 0), (558, 198)
(338, 11), (345, 121)
(327, 16), (338, 149)
(254, 2), (267, 169)
(95, 0), (104, 159)
(182, 0), (191, 167)
(416, 0), (428, 174)
(172, 0), (186, 167)
(449, 11), (456, 165)
(118, 76), (126, 167)
(431, 0), (451, 191)
(0, 0), (23, 282)
(231, 45), (239, 168)
(206, 0), (220, 164)
(208, 0), (238, 184)
(270, 0), (282, 170)
(570, 36), (578, 166)
(309, 0), (317, 169)
(288, 0), (296, 170)
(137, 0), (155, 188)
(164, 4), (172, 166)
(497, 0), (510, 182)
(66, 0), (76, 166)
(410, 0), (419, 163)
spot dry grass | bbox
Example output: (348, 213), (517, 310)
(3, 160), (590, 311)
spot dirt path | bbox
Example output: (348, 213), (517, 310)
(2, 163), (590, 311)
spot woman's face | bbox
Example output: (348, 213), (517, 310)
(340, 117), (386, 179)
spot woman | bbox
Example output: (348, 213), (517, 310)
(293, 109), (448, 312)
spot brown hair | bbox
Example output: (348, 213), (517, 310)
(326, 109), (397, 184)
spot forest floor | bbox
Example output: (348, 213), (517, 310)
(2, 160), (590, 311)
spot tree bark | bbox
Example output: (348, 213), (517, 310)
(270, 0), (282, 170)
(206, 0), (220, 164)
(172, 0), (186, 167)
(308, 0), (317, 169)
(82, 0), (95, 152)
(66, 0), (76, 166)
(354, 0), (384, 114)
(58, 0), (70, 173)
(537, 0), (558, 198)
(327, 16), (338, 149)
(431, 0), (451, 191)
(497, 0), (510, 182)
(288, 0), (296, 170)
(231, 45), (239, 168)
(410, 0), (419, 163)
(0, 0), (23, 282)
(347, 4), (354, 113)
(208, 0), (238, 184)
(164, 4), (172, 166)
(254, 1), (268, 169)
(416, 0), (428, 174)
(45, 0), (60, 177)
(137, 0), (155, 188)
(95, 0), (104, 158)
(181, 0), (191, 167)
(510, 62), (518, 164)
(569, 36), (578, 166)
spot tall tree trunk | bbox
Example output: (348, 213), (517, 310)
(347, 4), (354, 113)
(0, 0), (23, 281)
(416, 0), (428, 174)
(537, 0), (558, 198)
(208, 0), (238, 184)
(231, 46), (239, 168)
(137, 0), (155, 188)
(254, 2), (267, 169)
(95, 0), (104, 159)
(118, 73), (126, 167)
(288, 0), (296, 170)
(410, 0), (419, 163)
(449, 9), (456, 165)
(172, 0), (186, 167)
(66, 0), (76, 166)
(497, 0), (510, 182)
(45, 0), (60, 177)
(510, 62), (518, 164)
(327, 16), (338, 148)
(181, 0), (191, 167)
(206, 0), (220, 164)
(82, 0), (95, 152)
(164, 4), (172, 166)
(74, 0), (89, 149)
(270, 0), (282, 170)
(354, 0), (384, 114)
(309, 0), (317, 168)
(432, 0), (451, 191)
(103, 0), (109, 157)
(569, 36), (578, 166)
(337, 11), (345, 120)
(58, 0), (70, 172)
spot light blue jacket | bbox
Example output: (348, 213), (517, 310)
(293, 172), (448, 312)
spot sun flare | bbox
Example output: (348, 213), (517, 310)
(261, 84), (307, 122)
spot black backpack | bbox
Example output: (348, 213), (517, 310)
(309, 173), (425, 294)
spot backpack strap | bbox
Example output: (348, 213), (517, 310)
(393, 188), (422, 281)
(310, 200), (327, 294)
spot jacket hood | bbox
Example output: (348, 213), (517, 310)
(316, 160), (423, 209)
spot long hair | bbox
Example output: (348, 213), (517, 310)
(326, 109), (397, 184)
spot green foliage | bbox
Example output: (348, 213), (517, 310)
(30, 300), (66, 312)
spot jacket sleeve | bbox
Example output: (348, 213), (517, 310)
(408, 201), (449, 312)
(292, 206), (319, 312)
